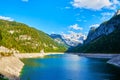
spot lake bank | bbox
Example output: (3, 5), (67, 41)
(0, 53), (64, 80)
(20, 54), (120, 80)
(14, 53), (64, 59)
(0, 56), (24, 80)
(16, 52), (120, 68)
(77, 53), (120, 59)
(75, 53), (120, 67)
(1, 53), (120, 80)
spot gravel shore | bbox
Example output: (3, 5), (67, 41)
(76, 53), (120, 67)
(14, 53), (64, 59)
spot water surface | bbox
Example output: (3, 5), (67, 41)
(20, 54), (120, 80)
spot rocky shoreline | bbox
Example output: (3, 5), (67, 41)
(1, 53), (120, 80)
(0, 53), (64, 80)
(107, 56), (120, 67)
(0, 56), (24, 80)
(77, 53), (120, 67)
(14, 53), (64, 59)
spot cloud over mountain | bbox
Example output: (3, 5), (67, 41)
(69, 24), (83, 30)
(89, 24), (99, 28)
(0, 16), (14, 21)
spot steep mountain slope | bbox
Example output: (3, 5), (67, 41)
(0, 20), (67, 53)
(62, 32), (86, 47)
(85, 10), (120, 44)
(50, 34), (68, 47)
(71, 10), (120, 53)
(71, 29), (120, 53)
(50, 33), (86, 47)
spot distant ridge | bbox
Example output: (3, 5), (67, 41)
(0, 20), (67, 53)
(70, 10), (120, 53)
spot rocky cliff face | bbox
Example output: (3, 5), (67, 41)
(50, 33), (86, 47)
(107, 55), (120, 67)
(0, 56), (24, 80)
(114, 9), (120, 16)
(85, 10), (120, 44)
(50, 34), (68, 46)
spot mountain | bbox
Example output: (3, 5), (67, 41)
(50, 33), (86, 47)
(50, 34), (68, 47)
(70, 10), (120, 53)
(85, 10), (120, 44)
(62, 33), (85, 47)
(0, 20), (67, 53)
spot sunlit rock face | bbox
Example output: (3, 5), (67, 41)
(62, 33), (86, 47)
(50, 34), (67, 45)
(114, 9), (120, 16)
(85, 10), (120, 44)
(0, 56), (24, 80)
(50, 33), (86, 47)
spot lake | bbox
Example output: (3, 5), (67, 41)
(20, 54), (120, 80)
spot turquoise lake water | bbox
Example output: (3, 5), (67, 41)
(20, 54), (120, 80)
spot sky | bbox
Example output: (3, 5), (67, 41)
(0, 0), (120, 37)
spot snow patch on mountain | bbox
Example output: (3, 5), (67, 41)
(62, 31), (86, 46)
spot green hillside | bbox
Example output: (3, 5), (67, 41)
(71, 29), (120, 53)
(0, 20), (67, 53)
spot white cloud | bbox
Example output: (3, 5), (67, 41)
(51, 32), (55, 34)
(69, 24), (83, 30)
(22, 0), (29, 2)
(89, 24), (99, 28)
(0, 16), (14, 21)
(71, 0), (120, 10)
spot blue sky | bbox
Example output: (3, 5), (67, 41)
(0, 0), (120, 36)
